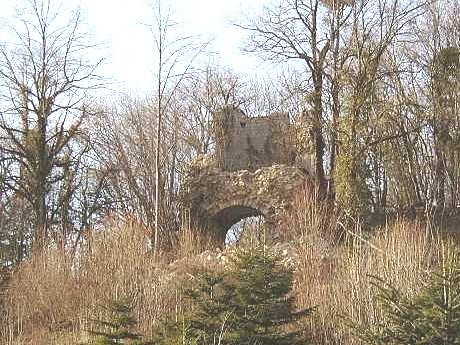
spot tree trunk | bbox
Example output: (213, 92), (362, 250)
(312, 71), (327, 196)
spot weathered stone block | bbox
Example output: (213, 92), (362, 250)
(214, 107), (295, 172)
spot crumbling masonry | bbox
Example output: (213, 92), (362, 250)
(182, 106), (313, 243)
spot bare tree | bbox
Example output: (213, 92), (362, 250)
(90, 95), (194, 249)
(176, 66), (246, 160)
(239, 0), (354, 194)
(378, 0), (460, 211)
(0, 0), (102, 250)
(149, 0), (208, 253)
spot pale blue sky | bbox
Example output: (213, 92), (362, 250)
(1, 0), (273, 95)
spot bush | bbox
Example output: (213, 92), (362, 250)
(154, 247), (311, 345)
(81, 298), (152, 345)
(354, 254), (460, 344)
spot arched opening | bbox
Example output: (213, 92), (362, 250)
(210, 205), (266, 246)
(225, 215), (266, 246)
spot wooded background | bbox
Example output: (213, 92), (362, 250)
(0, 0), (459, 266)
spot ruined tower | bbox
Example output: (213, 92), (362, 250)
(181, 106), (313, 243)
(213, 106), (295, 172)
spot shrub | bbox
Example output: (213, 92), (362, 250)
(154, 247), (311, 345)
(227, 248), (311, 344)
(81, 298), (152, 345)
(353, 253), (460, 344)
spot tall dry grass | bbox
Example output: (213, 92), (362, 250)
(0, 218), (210, 345)
(283, 187), (449, 344)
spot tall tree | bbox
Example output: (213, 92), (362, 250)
(334, 0), (424, 216)
(149, 0), (207, 253)
(240, 0), (353, 195)
(0, 0), (102, 250)
(431, 47), (460, 209)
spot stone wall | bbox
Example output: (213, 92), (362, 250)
(180, 106), (316, 244)
(214, 107), (296, 172)
(181, 155), (309, 242)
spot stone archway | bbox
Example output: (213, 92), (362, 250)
(181, 155), (310, 243)
(211, 205), (262, 232)
(211, 205), (264, 243)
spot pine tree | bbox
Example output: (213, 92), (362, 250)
(81, 298), (151, 345)
(153, 247), (311, 345)
(153, 271), (235, 345)
(226, 248), (311, 345)
(353, 256), (460, 344)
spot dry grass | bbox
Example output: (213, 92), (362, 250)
(1, 249), (82, 344)
(283, 187), (448, 344)
(0, 192), (456, 345)
(0, 218), (211, 345)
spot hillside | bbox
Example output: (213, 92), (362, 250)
(1, 190), (459, 344)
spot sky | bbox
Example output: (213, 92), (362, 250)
(0, 0), (273, 96)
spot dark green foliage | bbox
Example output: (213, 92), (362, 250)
(152, 271), (235, 345)
(227, 248), (310, 345)
(432, 47), (460, 83)
(81, 298), (152, 345)
(187, 272), (235, 343)
(154, 247), (311, 345)
(353, 257), (460, 345)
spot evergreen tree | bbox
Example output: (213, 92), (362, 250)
(154, 247), (311, 345)
(353, 257), (460, 344)
(81, 298), (151, 345)
(227, 248), (311, 345)
(153, 271), (234, 345)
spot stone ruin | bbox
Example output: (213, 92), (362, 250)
(181, 106), (313, 243)
(213, 107), (296, 171)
